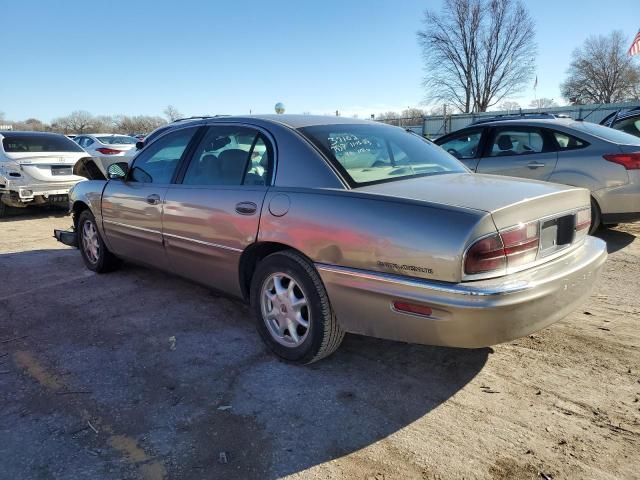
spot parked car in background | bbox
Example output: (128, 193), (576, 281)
(56, 115), (606, 363)
(0, 131), (88, 216)
(74, 134), (138, 176)
(600, 106), (640, 138)
(435, 118), (640, 232)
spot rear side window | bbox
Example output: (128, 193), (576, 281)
(182, 126), (272, 186)
(2, 134), (84, 153)
(488, 128), (549, 157)
(552, 131), (588, 151)
(130, 127), (197, 184)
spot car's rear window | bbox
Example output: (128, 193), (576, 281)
(572, 122), (640, 145)
(1, 134), (84, 153)
(299, 124), (467, 186)
(96, 135), (137, 145)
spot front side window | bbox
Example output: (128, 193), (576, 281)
(612, 117), (640, 138)
(2, 134), (85, 153)
(182, 126), (272, 186)
(130, 127), (197, 184)
(437, 129), (482, 159)
(488, 128), (547, 157)
(299, 124), (466, 186)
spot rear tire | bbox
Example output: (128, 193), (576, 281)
(250, 250), (345, 364)
(589, 197), (601, 235)
(77, 209), (121, 273)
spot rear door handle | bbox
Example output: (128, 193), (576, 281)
(235, 201), (257, 215)
(146, 194), (161, 205)
(527, 162), (546, 168)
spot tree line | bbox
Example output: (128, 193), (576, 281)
(0, 105), (183, 135)
(418, 0), (640, 113)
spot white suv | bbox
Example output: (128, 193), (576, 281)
(0, 131), (88, 216)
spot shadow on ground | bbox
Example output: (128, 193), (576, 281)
(0, 249), (488, 479)
(0, 204), (68, 222)
(594, 226), (636, 253)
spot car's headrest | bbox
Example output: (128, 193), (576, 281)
(218, 149), (249, 184)
(497, 135), (513, 150)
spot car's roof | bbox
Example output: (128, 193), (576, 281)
(466, 118), (580, 128)
(83, 133), (132, 136)
(0, 131), (65, 137)
(200, 114), (376, 129)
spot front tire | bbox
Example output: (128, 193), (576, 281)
(77, 210), (121, 273)
(250, 250), (345, 364)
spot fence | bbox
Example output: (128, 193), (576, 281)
(378, 101), (640, 139)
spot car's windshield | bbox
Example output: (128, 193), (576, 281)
(299, 124), (467, 186)
(96, 135), (137, 145)
(572, 121), (640, 145)
(1, 133), (85, 153)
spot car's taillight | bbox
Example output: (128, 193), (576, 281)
(464, 233), (506, 274)
(96, 147), (122, 155)
(574, 207), (591, 239)
(500, 221), (540, 268)
(464, 221), (539, 275)
(603, 152), (640, 170)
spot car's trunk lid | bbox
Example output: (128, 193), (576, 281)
(4, 152), (87, 182)
(356, 172), (589, 230)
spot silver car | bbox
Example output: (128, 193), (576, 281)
(435, 119), (640, 232)
(55, 116), (607, 363)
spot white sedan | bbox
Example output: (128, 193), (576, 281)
(74, 134), (138, 175)
(0, 131), (88, 216)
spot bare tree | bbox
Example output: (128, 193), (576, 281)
(163, 105), (182, 122)
(499, 100), (521, 112)
(116, 115), (166, 134)
(53, 110), (94, 133)
(561, 31), (640, 104)
(376, 111), (401, 126)
(529, 97), (558, 109)
(418, 0), (536, 113)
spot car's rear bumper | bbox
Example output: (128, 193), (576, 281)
(0, 180), (78, 201)
(316, 236), (607, 348)
(594, 172), (640, 223)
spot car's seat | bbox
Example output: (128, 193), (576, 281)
(218, 149), (250, 185)
(496, 135), (515, 156)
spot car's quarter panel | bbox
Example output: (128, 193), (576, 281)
(162, 185), (268, 296)
(316, 235), (606, 347)
(257, 186), (495, 284)
(101, 180), (168, 269)
(69, 179), (108, 236)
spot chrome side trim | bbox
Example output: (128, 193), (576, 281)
(315, 263), (531, 297)
(163, 232), (243, 253)
(103, 220), (160, 235)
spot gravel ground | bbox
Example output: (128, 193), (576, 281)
(0, 209), (638, 480)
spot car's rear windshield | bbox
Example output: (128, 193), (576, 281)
(96, 135), (137, 145)
(572, 121), (640, 145)
(1, 133), (84, 153)
(299, 124), (467, 186)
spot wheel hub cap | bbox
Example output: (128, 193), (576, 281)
(82, 220), (100, 264)
(260, 272), (310, 348)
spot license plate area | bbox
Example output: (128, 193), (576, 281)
(51, 165), (72, 176)
(540, 215), (574, 256)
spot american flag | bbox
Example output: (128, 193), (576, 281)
(629, 30), (640, 56)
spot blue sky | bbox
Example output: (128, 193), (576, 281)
(1, 0), (638, 121)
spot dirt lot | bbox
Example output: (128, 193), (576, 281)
(0, 209), (638, 480)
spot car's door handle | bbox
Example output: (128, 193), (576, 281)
(527, 162), (546, 168)
(235, 201), (257, 215)
(146, 194), (161, 205)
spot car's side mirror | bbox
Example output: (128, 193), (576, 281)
(136, 141), (144, 150)
(107, 162), (129, 180)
